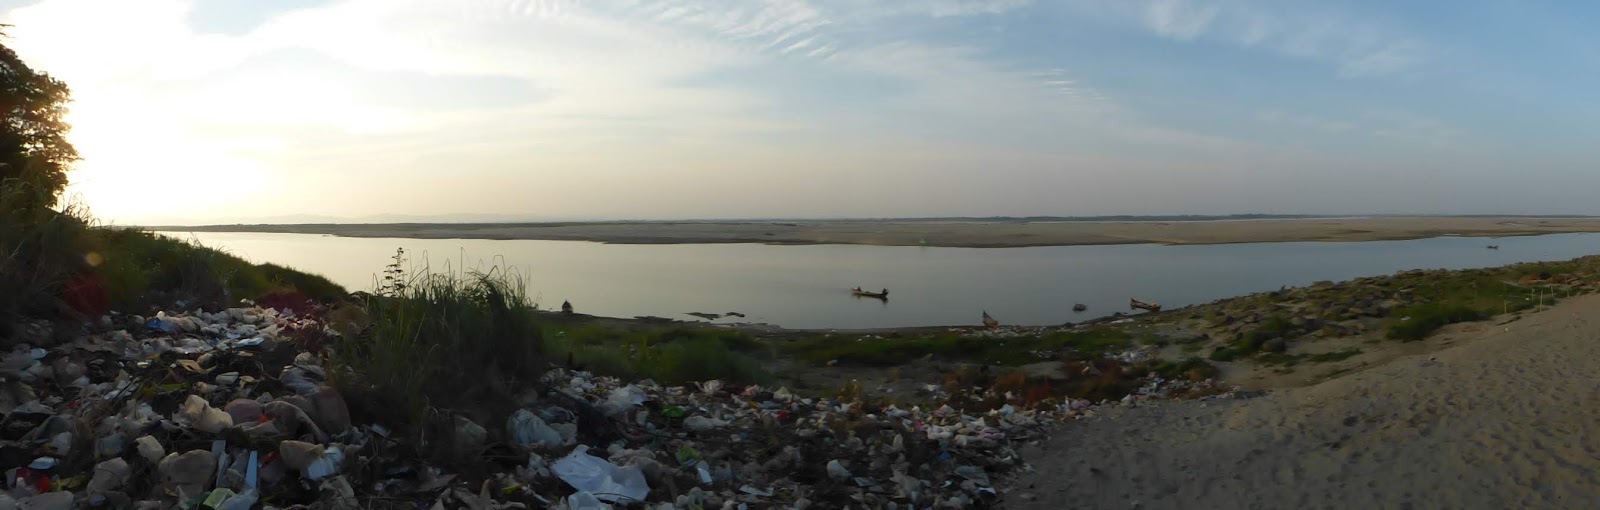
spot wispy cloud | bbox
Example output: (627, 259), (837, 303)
(1085, 0), (1428, 77)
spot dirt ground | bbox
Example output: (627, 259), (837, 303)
(1010, 294), (1600, 509)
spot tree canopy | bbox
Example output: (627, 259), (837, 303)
(0, 28), (77, 207)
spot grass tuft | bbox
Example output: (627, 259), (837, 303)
(331, 257), (544, 428)
(546, 325), (771, 386)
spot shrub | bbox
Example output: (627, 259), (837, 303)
(1385, 303), (1486, 341)
(1208, 347), (1241, 362)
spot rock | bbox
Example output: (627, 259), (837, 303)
(1262, 339), (1287, 353)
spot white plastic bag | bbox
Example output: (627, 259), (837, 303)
(602, 386), (647, 416)
(507, 410), (563, 447)
(553, 446), (649, 504)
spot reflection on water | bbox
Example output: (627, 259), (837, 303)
(171, 232), (1600, 329)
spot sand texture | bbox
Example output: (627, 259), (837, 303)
(1011, 294), (1600, 509)
(155, 216), (1600, 248)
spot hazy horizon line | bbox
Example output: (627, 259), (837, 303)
(135, 212), (1600, 229)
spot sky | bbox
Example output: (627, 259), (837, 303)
(4, 0), (1600, 224)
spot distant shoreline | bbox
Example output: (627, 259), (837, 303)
(142, 216), (1600, 248)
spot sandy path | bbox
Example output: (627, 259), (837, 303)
(1013, 295), (1600, 509)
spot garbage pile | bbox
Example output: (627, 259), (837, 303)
(0, 305), (1241, 509)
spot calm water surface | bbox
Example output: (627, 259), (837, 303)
(172, 232), (1600, 329)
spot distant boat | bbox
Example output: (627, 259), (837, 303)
(982, 310), (999, 328)
(851, 287), (889, 300)
(1073, 303), (1088, 312)
(1129, 298), (1161, 312)
(1486, 245), (1500, 250)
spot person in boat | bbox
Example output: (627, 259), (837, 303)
(881, 288), (889, 297)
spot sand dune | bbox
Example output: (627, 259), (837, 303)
(1013, 294), (1600, 509)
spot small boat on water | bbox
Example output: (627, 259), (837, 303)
(1129, 298), (1161, 312)
(982, 310), (999, 328)
(851, 287), (889, 300)
(1486, 245), (1500, 250)
(1073, 303), (1088, 312)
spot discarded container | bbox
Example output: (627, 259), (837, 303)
(215, 489), (258, 510)
(566, 491), (612, 510)
(87, 458), (131, 493)
(159, 450), (217, 498)
(553, 446), (649, 504)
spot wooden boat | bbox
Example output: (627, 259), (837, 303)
(982, 311), (999, 328)
(1073, 303), (1088, 312)
(1129, 298), (1161, 312)
(851, 287), (889, 300)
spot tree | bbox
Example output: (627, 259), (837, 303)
(0, 26), (77, 207)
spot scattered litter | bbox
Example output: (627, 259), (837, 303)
(553, 445), (650, 504)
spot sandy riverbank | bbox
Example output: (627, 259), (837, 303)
(1011, 293), (1600, 509)
(151, 216), (1600, 247)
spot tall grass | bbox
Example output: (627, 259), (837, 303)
(0, 179), (89, 330)
(331, 257), (545, 427)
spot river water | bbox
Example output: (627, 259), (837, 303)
(170, 231), (1600, 329)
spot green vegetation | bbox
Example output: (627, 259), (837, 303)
(1148, 356), (1218, 381)
(0, 34), (343, 338)
(546, 325), (771, 386)
(1377, 262), (1594, 341)
(331, 257), (544, 425)
(89, 229), (344, 310)
(0, 35), (77, 206)
(1384, 303), (1486, 341)
(781, 329), (1132, 367)
(1257, 348), (1363, 366)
